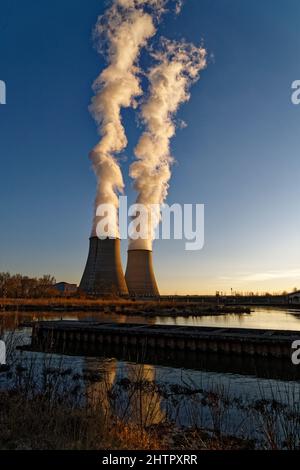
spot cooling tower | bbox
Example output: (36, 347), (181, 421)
(80, 237), (128, 296)
(125, 249), (160, 298)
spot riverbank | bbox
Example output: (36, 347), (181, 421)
(0, 298), (250, 316)
(0, 389), (254, 450)
(0, 361), (297, 450)
(2, 318), (300, 450)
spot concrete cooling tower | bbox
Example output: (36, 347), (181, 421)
(80, 237), (128, 296)
(125, 249), (160, 298)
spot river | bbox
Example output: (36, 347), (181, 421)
(2, 305), (300, 330)
(1, 306), (300, 443)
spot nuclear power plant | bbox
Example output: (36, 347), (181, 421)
(125, 249), (159, 298)
(80, 237), (128, 297)
(80, 237), (160, 298)
(79, 0), (205, 300)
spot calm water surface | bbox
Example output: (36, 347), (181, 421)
(2, 306), (300, 330)
(156, 306), (300, 330)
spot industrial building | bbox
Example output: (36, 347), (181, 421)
(80, 237), (160, 298)
(80, 237), (128, 297)
(125, 249), (159, 298)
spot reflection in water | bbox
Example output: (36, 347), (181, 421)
(156, 307), (300, 330)
(84, 357), (118, 425)
(78, 355), (300, 433)
(2, 306), (300, 331)
(122, 364), (165, 426)
(84, 357), (164, 427)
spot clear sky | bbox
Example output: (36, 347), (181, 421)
(1, 0), (300, 294)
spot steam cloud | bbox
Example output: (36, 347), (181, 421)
(129, 38), (207, 250)
(89, 0), (165, 237)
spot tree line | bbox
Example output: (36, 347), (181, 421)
(0, 272), (57, 298)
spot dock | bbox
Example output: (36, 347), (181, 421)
(29, 320), (300, 359)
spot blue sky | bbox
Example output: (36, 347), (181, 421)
(0, 0), (300, 294)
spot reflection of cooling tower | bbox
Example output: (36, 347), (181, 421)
(125, 250), (159, 298)
(80, 237), (128, 296)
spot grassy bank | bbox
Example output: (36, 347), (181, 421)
(0, 389), (253, 450)
(0, 297), (250, 316)
(0, 357), (254, 451)
(1, 357), (299, 450)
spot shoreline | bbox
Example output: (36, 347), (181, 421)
(0, 298), (251, 316)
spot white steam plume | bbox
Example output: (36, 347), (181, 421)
(89, 0), (166, 237)
(129, 38), (207, 250)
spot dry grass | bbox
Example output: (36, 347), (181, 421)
(0, 388), (252, 450)
(2, 359), (299, 450)
(0, 353), (255, 451)
(0, 297), (131, 307)
(0, 297), (205, 307)
(0, 297), (249, 317)
(0, 390), (164, 450)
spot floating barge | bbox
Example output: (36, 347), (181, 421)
(29, 321), (300, 359)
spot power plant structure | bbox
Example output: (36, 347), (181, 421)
(80, 237), (128, 297)
(80, 237), (160, 298)
(125, 249), (160, 298)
